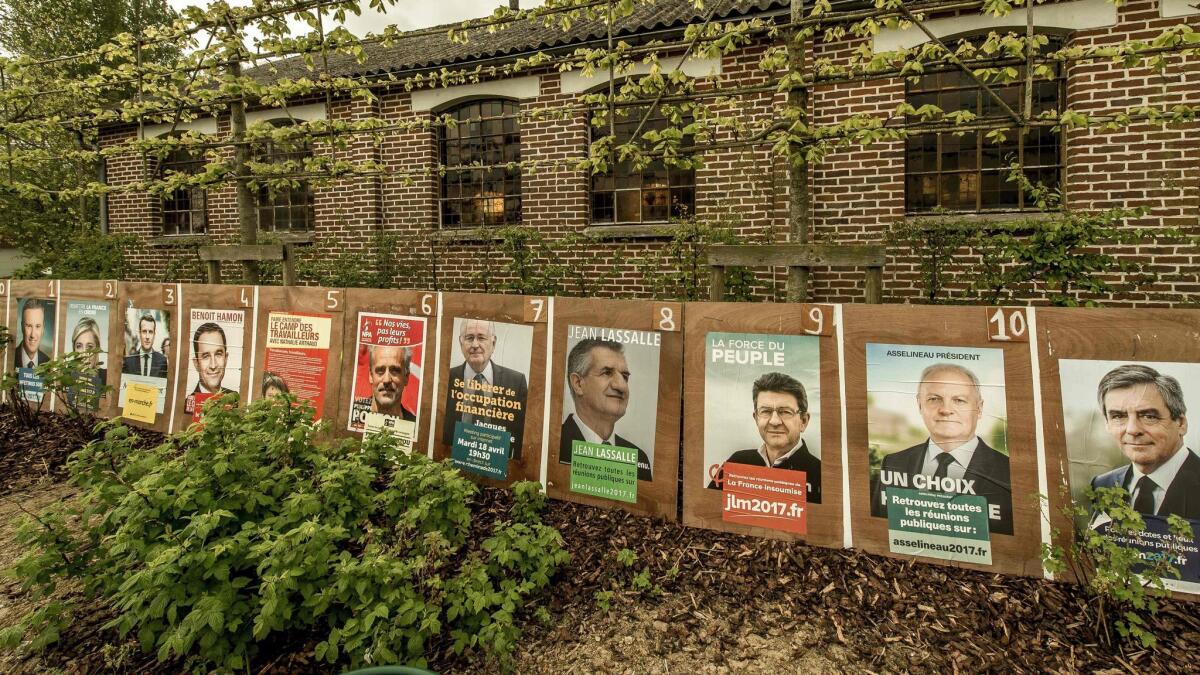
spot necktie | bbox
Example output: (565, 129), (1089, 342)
(142, 353), (149, 377)
(933, 453), (956, 480)
(463, 372), (486, 426)
(1132, 475), (1157, 515)
(26, 358), (33, 369)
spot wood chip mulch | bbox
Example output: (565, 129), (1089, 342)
(2, 408), (1198, 673)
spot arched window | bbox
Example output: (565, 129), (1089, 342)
(159, 134), (207, 236)
(905, 36), (1064, 212)
(590, 102), (695, 225)
(438, 99), (522, 227)
(256, 119), (315, 232)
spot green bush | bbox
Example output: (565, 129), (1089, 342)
(3, 396), (569, 671)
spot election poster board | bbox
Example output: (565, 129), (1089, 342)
(7, 280), (60, 409)
(335, 289), (439, 454)
(1037, 308), (1200, 597)
(250, 286), (344, 422)
(843, 304), (1041, 577)
(681, 302), (844, 547)
(545, 297), (683, 519)
(58, 280), (121, 417)
(115, 282), (181, 432)
(170, 284), (255, 429)
(432, 292), (548, 488)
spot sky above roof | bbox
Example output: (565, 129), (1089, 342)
(167, 0), (547, 38)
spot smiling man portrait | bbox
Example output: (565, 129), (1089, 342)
(870, 362), (1012, 534)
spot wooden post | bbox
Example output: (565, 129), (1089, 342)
(787, 0), (810, 302)
(206, 260), (221, 285)
(282, 244), (298, 286)
(865, 266), (883, 304)
(709, 266), (726, 301)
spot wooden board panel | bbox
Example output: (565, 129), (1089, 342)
(249, 286), (345, 423)
(113, 282), (182, 433)
(545, 297), (683, 520)
(1036, 307), (1200, 598)
(334, 288), (440, 451)
(6, 280), (62, 413)
(169, 284), (258, 430)
(842, 304), (1041, 577)
(431, 292), (548, 489)
(57, 280), (121, 418)
(682, 302), (844, 547)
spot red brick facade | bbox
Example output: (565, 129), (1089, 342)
(102, 1), (1200, 306)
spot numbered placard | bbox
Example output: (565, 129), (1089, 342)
(523, 297), (549, 323)
(323, 289), (343, 312)
(238, 287), (253, 308)
(419, 292), (437, 317)
(0, 279), (8, 297)
(103, 281), (117, 299)
(986, 307), (1029, 342)
(652, 303), (681, 332)
(162, 284), (177, 306)
(801, 304), (834, 336)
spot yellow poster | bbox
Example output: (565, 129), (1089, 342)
(122, 381), (160, 423)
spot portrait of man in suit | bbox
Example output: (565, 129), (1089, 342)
(1090, 364), (1200, 521)
(122, 313), (168, 378)
(558, 338), (652, 481)
(870, 362), (1013, 535)
(706, 372), (820, 502)
(441, 318), (529, 459)
(190, 322), (234, 397)
(15, 298), (52, 369)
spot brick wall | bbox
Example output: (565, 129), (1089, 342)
(100, 3), (1200, 306)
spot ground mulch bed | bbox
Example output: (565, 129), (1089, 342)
(1, 407), (1198, 673)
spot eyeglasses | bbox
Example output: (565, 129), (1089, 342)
(1106, 410), (1171, 428)
(755, 407), (802, 421)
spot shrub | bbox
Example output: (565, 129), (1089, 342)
(4, 396), (568, 671)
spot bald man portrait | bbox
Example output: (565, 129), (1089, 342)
(441, 318), (529, 459)
(870, 362), (1013, 535)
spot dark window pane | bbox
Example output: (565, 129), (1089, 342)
(616, 190), (640, 223)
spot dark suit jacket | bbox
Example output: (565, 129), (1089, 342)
(15, 347), (50, 368)
(441, 361), (528, 459)
(122, 350), (168, 378)
(1091, 449), (1200, 520)
(558, 413), (653, 482)
(706, 442), (822, 504)
(870, 437), (1013, 536)
(193, 384), (236, 396)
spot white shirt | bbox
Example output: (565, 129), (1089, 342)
(572, 414), (615, 445)
(758, 439), (807, 467)
(19, 346), (38, 368)
(1129, 441), (1191, 515)
(465, 361), (494, 386)
(920, 436), (980, 480)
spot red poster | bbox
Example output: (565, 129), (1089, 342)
(262, 311), (332, 419)
(347, 312), (426, 433)
(722, 464), (808, 534)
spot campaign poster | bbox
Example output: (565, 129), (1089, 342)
(441, 317), (533, 478)
(867, 343), (1011, 564)
(347, 312), (427, 452)
(182, 308), (246, 419)
(1059, 359), (1200, 590)
(118, 306), (171, 414)
(558, 325), (661, 501)
(62, 300), (110, 406)
(703, 332), (822, 533)
(13, 297), (56, 402)
(262, 311), (332, 419)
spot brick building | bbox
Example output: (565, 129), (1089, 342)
(100, 0), (1200, 305)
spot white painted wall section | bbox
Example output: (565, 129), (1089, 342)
(559, 56), (723, 95)
(1162, 0), (1200, 18)
(873, 0), (1118, 52)
(409, 75), (541, 111)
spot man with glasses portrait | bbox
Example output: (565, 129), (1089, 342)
(870, 363), (1013, 534)
(706, 371), (821, 503)
(1091, 364), (1200, 520)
